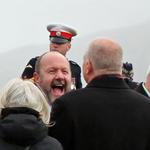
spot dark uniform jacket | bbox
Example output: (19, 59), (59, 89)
(21, 57), (82, 89)
(136, 82), (149, 97)
(49, 75), (150, 150)
(0, 107), (63, 150)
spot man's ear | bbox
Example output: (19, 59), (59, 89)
(33, 72), (40, 83)
(86, 60), (93, 75)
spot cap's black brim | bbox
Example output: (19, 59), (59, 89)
(50, 37), (69, 44)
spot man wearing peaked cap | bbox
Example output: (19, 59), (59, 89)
(21, 24), (82, 89)
(47, 24), (77, 44)
(47, 24), (77, 56)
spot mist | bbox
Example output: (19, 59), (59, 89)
(0, 0), (150, 88)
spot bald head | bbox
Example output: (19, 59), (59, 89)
(83, 38), (123, 83)
(34, 51), (72, 103)
(35, 51), (70, 73)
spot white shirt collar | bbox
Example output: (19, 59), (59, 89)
(142, 82), (150, 97)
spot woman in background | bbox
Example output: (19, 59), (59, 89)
(0, 78), (63, 150)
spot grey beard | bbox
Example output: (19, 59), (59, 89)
(35, 84), (52, 105)
(42, 89), (52, 105)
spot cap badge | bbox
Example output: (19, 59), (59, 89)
(56, 31), (61, 37)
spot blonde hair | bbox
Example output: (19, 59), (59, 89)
(0, 78), (50, 124)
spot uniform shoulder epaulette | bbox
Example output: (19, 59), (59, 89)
(25, 57), (39, 67)
(69, 60), (79, 66)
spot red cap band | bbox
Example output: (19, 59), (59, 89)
(50, 31), (72, 39)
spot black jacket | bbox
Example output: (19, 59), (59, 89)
(49, 75), (150, 150)
(0, 107), (63, 150)
(21, 57), (82, 89)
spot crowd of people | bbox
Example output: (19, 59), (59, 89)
(0, 24), (150, 150)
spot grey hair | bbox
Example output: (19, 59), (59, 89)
(35, 52), (48, 73)
(85, 38), (123, 72)
(0, 78), (50, 124)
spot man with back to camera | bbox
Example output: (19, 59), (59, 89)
(21, 24), (82, 89)
(49, 38), (150, 150)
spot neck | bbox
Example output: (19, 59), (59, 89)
(144, 82), (150, 93)
(87, 71), (122, 83)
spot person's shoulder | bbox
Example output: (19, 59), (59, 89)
(26, 56), (39, 65)
(34, 136), (63, 150)
(124, 78), (139, 89)
(56, 88), (84, 104)
(135, 82), (142, 89)
(69, 60), (80, 68)
(25, 56), (39, 68)
(29, 56), (39, 62)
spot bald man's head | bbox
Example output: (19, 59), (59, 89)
(83, 38), (123, 83)
(34, 51), (72, 103)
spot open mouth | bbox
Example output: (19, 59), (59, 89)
(51, 80), (66, 97)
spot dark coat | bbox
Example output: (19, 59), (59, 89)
(49, 75), (150, 150)
(123, 78), (139, 89)
(0, 107), (63, 150)
(136, 82), (149, 97)
(21, 57), (82, 89)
